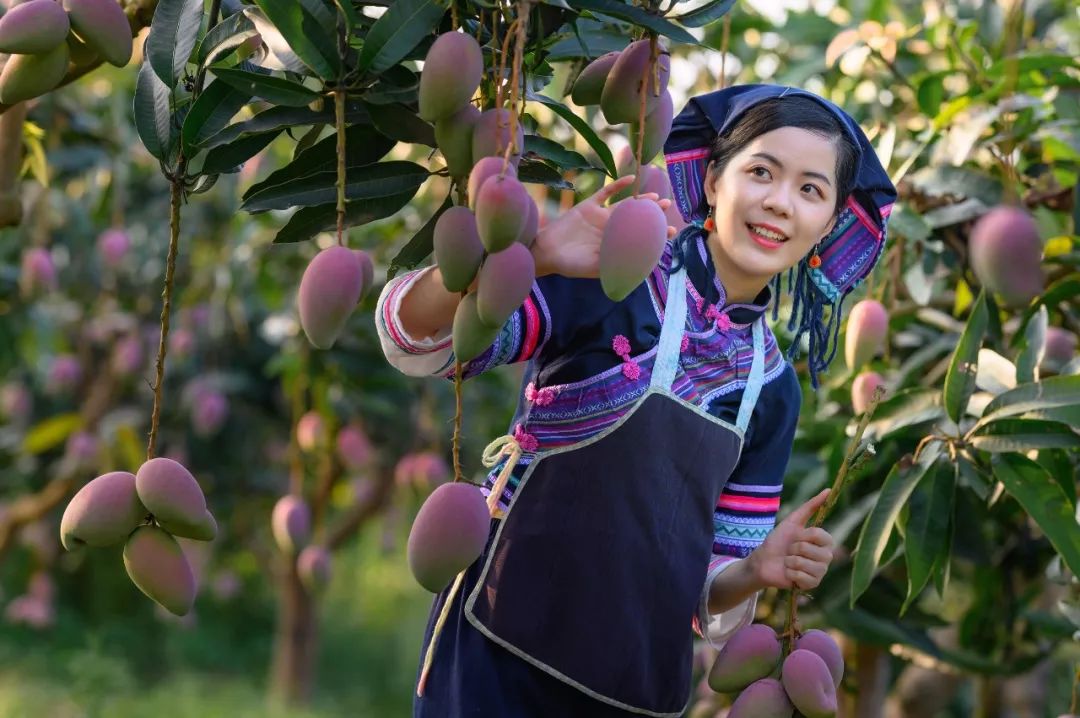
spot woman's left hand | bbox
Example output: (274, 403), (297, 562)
(749, 488), (835, 591)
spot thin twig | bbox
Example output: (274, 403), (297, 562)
(452, 357), (464, 482)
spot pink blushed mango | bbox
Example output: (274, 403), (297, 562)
(707, 623), (782, 693)
(123, 525), (197, 616)
(272, 495), (311, 555)
(844, 300), (888, 371)
(599, 197), (668, 301)
(418, 31), (483, 123)
(434, 206), (484, 293)
(728, 677), (795, 718)
(781, 649), (838, 718)
(968, 206), (1044, 309)
(476, 242), (535, 327)
(60, 471), (146, 550)
(407, 482), (490, 593)
(297, 246), (364, 349)
(135, 458), (216, 542)
(851, 371), (886, 416)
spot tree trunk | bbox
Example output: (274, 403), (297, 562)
(853, 642), (891, 718)
(269, 558), (318, 705)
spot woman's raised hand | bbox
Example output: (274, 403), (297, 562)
(530, 174), (678, 279)
(749, 489), (836, 591)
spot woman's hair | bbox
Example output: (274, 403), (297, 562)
(706, 96), (860, 216)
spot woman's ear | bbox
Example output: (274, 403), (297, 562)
(703, 163), (719, 208)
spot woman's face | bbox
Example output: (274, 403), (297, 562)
(704, 126), (841, 303)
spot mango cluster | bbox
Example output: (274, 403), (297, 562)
(708, 624), (843, 717)
(297, 246), (373, 350)
(271, 494), (332, 593)
(60, 457), (217, 615)
(570, 42), (674, 302)
(406, 481), (490, 593)
(0, 0), (133, 104)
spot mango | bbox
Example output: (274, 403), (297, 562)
(0, 42), (69, 104)
(600, 39), (671, 125)
(968, 206), (1044, 308)
(851, 371), (885, 416)
(191, 388), (228, 437)
(64, 430), (100, 468)
(570, 51), (620, 106)
(63, 0), (132, 67)
(0, 0), (70, 54)
(395, 451), (450, 490)
(353, 249), (374, 300)
(471, 108), (523, 165)
(298, 245), (364, 349)
(708, 623), (782, 693)
(475, 173), (532, 253)
(19, 247), (56, 296)
(418, 31), (482, 122)
(1, 382), (31, 421)
(628, 90), (674, 165)
(610, 162), (672, 205)
(728, 677), (795, 718)
(781, 649), (838, 718)
(335, 423), (371, 470)
(435, 103), (480, 178)
(297, 545), (332, 593)
(1042, 327), (1077, 374)
(433, 206), (484, 292)
(452, 292), (499, 363)
(45, 354), (81, 395)
(599, 197), (668, 301)
(60, 471), (147, 550)
(123, 525), (197, 616)
(135, 457), (216, 542)
(111, 333), (144, 377)
(296, 410), (324, 451)
(407, 481), (490, 593)
(476, 242), (535, 327)
(271, 495), (310, 555)
(97, 227), (130, 267)
(843, 299), (887, 371)
(467, 156), (513, 209)
(795, 629), (844, 688)
(520, 195), (539, 248)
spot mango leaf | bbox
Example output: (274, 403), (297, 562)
(243, 161), (429, 212)
(545, 32), (627, 61)
(211, 67), (321, 107)
(1015, 274), (1080, 341)
(517, 158), (574, 190)
(993, 453), (1080, 578)
(252, 0), (339, 80)
(181, 79), (252, 153)
(988, 52), (1080, 77)
(672, 0), (736, 27)
(362, 102), (436, 147)
(22, 413), (83, 455)
(203, 100), (369, 149)
(851, 443), (943, 607)
(357, 0), (444, 75)
(200, 131), (279, 175)
(1015, 305), (1047, 384)
(273, 191), (417, 244)
(526, 90), (616, 178)
(917, 73), (946, 117)
(387, 193), (453, 280)
(243, 125), (395, 199)
(968, 418), (1080, 452)
(567, 0), (697, 44)
(866, 387), (945, 440)
(977, 374), (1080, 424)
(901, 461), (955, 616)
(943, 290), (987, 423)
(196, 10), (257, 68)
(146, 0), (204, 87)
(133, 61), (175, 164)
(524, 134), (595, 171)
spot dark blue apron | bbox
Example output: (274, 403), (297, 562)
(462, 264), (766, 717)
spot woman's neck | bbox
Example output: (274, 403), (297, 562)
(704, 237), (769, 305)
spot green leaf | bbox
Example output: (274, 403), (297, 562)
(146, 0), (205, 87)
(851, 444), (942, 606)
(243, 161), (428, 212)
(362, 101), (436, 147)
(242, 124), (395, 200)
(524, 134), (595, 171)
(200, 131), (279, 174)
(968, 418), (1080, 452)
(545, 31), (627, 61)
(673, 0), (736, 27)
(211, 67), (321, 107)
(993, 453), (1080, 578)
(22, 413), (83, 455)
(331, 0), (362, 33)
(133, 61), (175, 164)
(1015, 305), (1047, 384)
(387, 193), (453, 280)
(867, 387), (945, 440)
(943, 290), (988, 423)
(197, 10), (258, 67)
(901, 461), (954, 615)
(357, 0), (445, 75)
(526, 90), (616, 178)
(978, 374), (1080, 424)
(181, 79), (252, 153)
(517, 158), (574, 190)
(988, 52), (1080, 77)
(567, 0), (698, 44)
(1015, 273), (1080, 340)
(273, 191), (417, 244)
(917, 73), (946, 117)
(253, 0), (340, 80)
(202, 100), (369, 149)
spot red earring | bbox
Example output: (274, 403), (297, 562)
(703, 207), (715, 232)
(808, 244), (822, 269)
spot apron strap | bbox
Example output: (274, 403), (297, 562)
(650, 265), (688, 391)
(735, 318), (766, 433)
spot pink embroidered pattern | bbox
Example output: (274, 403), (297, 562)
(622, 361), (641, 380)
(716, 313), (733, 332)
(681, 335), (690, 353)
(535, 386), (558, 406)
(611, 335), (631, 356)
(611, 334), (641, 380)
(524, 382), (537, 402)
(512, 423), (539, 452)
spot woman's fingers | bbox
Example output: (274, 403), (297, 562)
(785, 567), (822, 590)
(590, 174), (636, 204)
(790, 541), (832, 564)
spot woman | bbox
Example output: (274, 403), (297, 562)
(377, 84), (896, 717)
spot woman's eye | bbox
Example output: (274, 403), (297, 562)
(750, 166), (770, 178)
(802, 184), (823, 197)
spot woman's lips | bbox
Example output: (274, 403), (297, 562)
(747, 224), (788, 250)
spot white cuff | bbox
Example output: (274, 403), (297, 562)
(696, 558), (759, 650)
(375, 266), (455, 377)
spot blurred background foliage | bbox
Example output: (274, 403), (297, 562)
(0, 0), (1077, 716)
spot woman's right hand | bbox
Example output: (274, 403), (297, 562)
(530, 174), (678, 279)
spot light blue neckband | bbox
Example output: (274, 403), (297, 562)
(650, 265), (766, 433)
